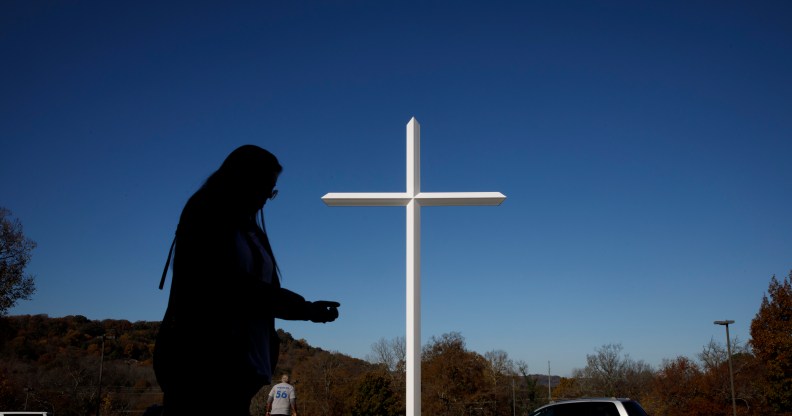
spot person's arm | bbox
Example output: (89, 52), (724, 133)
(272, 287), (340, 323)
(265, 394), (273, 415)
(290, 397), (297, 416)
(182, 221), (339, 322)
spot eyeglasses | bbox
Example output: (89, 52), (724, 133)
(269, 189), (279, 200)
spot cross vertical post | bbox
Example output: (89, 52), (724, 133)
(405, 119), (420, 415)
(322, 118), (505, 416)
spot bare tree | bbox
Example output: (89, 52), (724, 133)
(699, 338), (728, 372)
(572, 343), (654, 400)
(0, 207), (36, 315)
(367, 336), (407, 411)
(699, 336), (747, 372)
(484, 350), (514, 392)
(367, 336), (406, 375)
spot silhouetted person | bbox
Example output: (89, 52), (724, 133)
(153, 145), (340, 416)
(266, 374), (297, 416)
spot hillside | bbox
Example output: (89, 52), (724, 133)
(0, 314), (374, 415)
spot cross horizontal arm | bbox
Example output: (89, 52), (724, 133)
(415, 192), (506, 206)
(321, 192), (506, 207)
(321, 192), (412, 206)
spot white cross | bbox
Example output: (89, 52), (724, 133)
(322, 117), (505, 416)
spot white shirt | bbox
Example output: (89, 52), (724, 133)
(268, 382), (296, 415)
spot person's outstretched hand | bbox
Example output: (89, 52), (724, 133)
(309, 301), (340, 323)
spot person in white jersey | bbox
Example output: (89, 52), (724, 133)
(266, 374), (297, 416)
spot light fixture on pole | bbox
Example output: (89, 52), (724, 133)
(714, 320), (737, 416)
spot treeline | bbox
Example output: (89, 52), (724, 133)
(0, 271), (789, 416)
(0, 315), (549, 416)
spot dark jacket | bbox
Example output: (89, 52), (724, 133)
(154, 189), (312, 390)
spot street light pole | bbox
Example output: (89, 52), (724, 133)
(548, 361), (551, 403)
(97, 334), (115, 416)
(512, 378), (516, 416)
(714, 320), (737, 416)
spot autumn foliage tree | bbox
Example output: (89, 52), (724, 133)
(750, 271), (792, 413)
(351, 370), (400, 416)
(0, 207), (36, 316)
(422, 332), (489, 415)
(645, 356), (708, 416)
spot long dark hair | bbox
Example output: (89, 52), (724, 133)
(180, 145), (283, 279)
(202, 145), (282, 217)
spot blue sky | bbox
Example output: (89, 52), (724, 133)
(2, 1), (790, 377)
